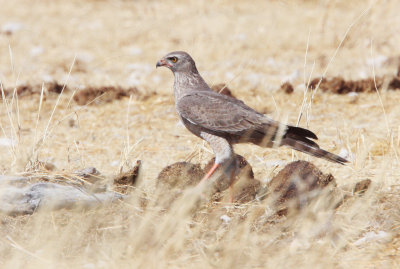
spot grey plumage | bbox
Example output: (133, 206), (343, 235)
(156, 51), (348, 168)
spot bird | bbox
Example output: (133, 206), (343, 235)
(156, 51), (348, 201)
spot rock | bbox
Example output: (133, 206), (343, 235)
(113, 160), (141, 193)
(211, 83), (235, 98)
(156, 162), (203, 189)
(309, 76), (387, 94)
(0, 182), (123, 215)
(388, 77), (400, 90)
(75, 167), (103, 184)
(73, 86), (140, 105)
(280, 81), (294, 94)
(0, 175), (30, 186)
(73, 167), (107, 193)
(0, 81), (69, 100)
(204, 155), (261, 203)
(68, 118), (77, 127)
(353, 179), (371, 195)
(334, 179), (372, 209)
(154, 162), (204, 211)
(46, 81), (66, 94)
(267, 160), (336, 214)
(1, 22), (23, 35)
(156, 156), (261, 204)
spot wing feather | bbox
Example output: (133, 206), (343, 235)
(177, 91), (274, 134)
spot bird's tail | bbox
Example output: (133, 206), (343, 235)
(281, 126), (348, 165)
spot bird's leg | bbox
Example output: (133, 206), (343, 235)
(196, 163), (220, 201)
(197, 156), (238, 203)
(228, 168), (236, 203)
(204, 156), (238, 203)
(226, 157), (238, 203)
(197, 134), (233, 186)
(198, 163), (220, 185)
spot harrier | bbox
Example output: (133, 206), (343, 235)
(156, 51), (347, 199)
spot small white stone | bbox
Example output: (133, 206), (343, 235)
(42, 74), (54, 83)
(262, 177), (272, 184)
(126, 73), (141, 86)
(282, 70), (300, 83)
(289, 239), (310, 253)
(220, 214), (231, 224)
(76, 52), (94, 63)
(296, 84), (306, 91)
(0, 138), (16, 147)
(338, 148), (349, 159)
(347, 92), (358, 98)
(128, 46), (143, 55)
(225, 71), (235, 80)
(110, 160), (119, 167)
(266, 57), (277, 67)
(2, 22), (23, 34)
(246, 73), (263, 86)
(354, 231), (391, 246)
(30, 46), (44, 57)
(358, 70), (369, 79)
(367, 55), (388, 68)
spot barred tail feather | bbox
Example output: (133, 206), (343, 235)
(282, 138), (348, 165)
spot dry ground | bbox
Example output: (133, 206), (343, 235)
(0, 0), (400, 268)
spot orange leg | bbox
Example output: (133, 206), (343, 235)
(198, 163), (220, 185)
(198, 160), (237, 203)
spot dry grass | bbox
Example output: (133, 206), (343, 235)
(0, 0), (400, 268)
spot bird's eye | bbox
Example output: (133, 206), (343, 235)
(169, 57), (178, 63)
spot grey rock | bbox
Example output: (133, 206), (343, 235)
(74, 167), (108, 192)
(0, 182), (123, 215)
(0, 175), (30, 186)
(74, 167), (103, 183)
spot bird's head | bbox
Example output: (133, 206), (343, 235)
(156, 51), (197, 73)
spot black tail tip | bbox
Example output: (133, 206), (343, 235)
(336, 156), (349, 165)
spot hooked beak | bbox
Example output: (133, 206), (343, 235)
(156, 58), (167, 68)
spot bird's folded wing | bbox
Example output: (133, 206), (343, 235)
(177, 91), (278, 134)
